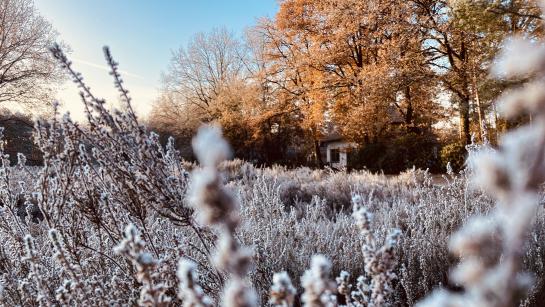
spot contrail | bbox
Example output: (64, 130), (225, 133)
(72, 58), (146, 80)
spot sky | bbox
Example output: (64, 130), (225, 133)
(33, 0), (279, 121)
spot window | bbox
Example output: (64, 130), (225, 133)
(330, 148), (340, 163)
(270, 123), (279, 134)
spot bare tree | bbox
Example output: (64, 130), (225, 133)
(0, 0), (62, 107)
(151, 28), (248, 157)
(161, 27), (246, 120)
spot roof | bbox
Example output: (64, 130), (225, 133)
(319, 132), (344, 143)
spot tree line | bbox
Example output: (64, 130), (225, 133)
(0, 0), (542, 172)
(149, 0), (543, 172)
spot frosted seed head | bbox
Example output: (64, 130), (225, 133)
(415, 289), (465, 307)
(270, 271), (296, 305)
(124, 224), (139, 241)
(272, 271), (295, 291)
(448, 216), (498, 257)
(491, 36), (545, 78)
(177, 258), (197, 284)
(23, 234), (36, 259)
(497, 81), (545, 118)
(222, 279), (257, 307)
(352, 194), (364, 206)
(352, 205), (372, 231)
(189, 168), (238, 227)
(310, 254), (331, 277)
(450, 258), (486, 286)
(137, 252), (155, 266)
(336, 270), (352, 296)
(192, 125), (232, 167)
(468, 150), (510, 196)
(387, 229), (402, 246)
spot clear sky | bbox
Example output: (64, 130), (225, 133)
(34, 0), (279, 121)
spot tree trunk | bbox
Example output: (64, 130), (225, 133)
(459, 96), (471, 145)
(314, 138), (323, 168)
(471, 62), (487, 142)
(493, 102), (500, 142)
(405, 86), (414, 127)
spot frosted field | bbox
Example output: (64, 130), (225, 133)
(2, 153), (545, 305)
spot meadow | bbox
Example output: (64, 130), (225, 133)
(3, 140), (545, 306)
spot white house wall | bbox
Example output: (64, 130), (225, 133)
(326, 141), (357, 168)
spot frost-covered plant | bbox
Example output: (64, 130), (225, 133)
(177, 259), (213, 307)
(300, 255), (337, 306)
(418, 29), (545, 307)
(21, 234), (52, 306)
(336, 271), (352, 305)
(188, 125), (257, 307)
(270, 271), (297, 306)
(114, 224), (170, 306)
(347, 195), (402, 306)
(0, 45), (223, 305)
(263, 192), (402, 307)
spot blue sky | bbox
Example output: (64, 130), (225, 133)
(34, 0), (279, 120)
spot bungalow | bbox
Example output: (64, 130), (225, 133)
(319, 133), (357, 169)
(318, 104), (405, 169)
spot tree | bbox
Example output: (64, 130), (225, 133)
(151, 28), (246, 159)
(413, 0), (542, 144)
(147, 92), (200, 159)
(253, 14), (327, 166)
(452, 0), (543, 140)
(151, 27), (309, 165)
(262, 0), (442, 146)
(161, 27), (246, 122)
(0, 0), (62, 107)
